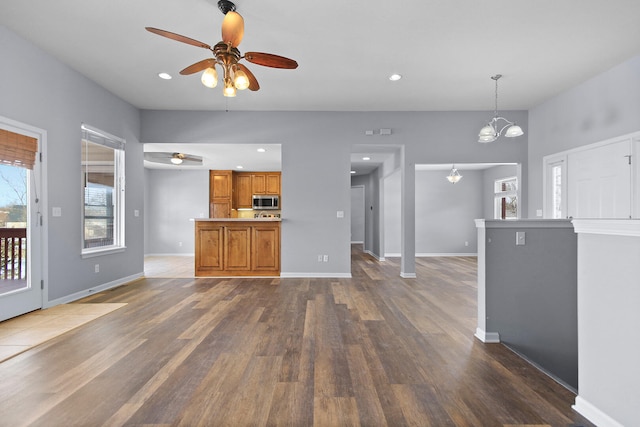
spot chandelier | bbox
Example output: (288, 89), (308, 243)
(446, 165), (463, 184)
(478, 74), (524, 143)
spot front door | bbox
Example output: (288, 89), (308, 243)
(0, 118), (44, 322)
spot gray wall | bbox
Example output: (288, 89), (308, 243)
(383, 170), (402, 255)
(0, 24), (143, 302)
(350, 186), (365, 243)
(528, 54), (640, 218)
(145, 169), (209, 254)
(484, 220), (578, 390)
(141, 110), (528, 276)
(415, 169), (483, 255)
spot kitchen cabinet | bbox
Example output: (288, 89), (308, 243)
(211, 170), (281, 215)
(210, 170), (233, 218)
(251, 172), (281, 195)
(233, 172), (253, 209)
(195, 219), (280, 276)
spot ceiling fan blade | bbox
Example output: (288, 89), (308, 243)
(221, 11), (244, 48)
(237, 63), (260, 91)
(180, 58), (216, 75)
(179, 153), (203, 163)
(244, 52), (298, 69)
(145, 27), (212, 50)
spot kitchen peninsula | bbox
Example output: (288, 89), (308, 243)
(195, 170), (281, 277)
(194, 218), (280, 277)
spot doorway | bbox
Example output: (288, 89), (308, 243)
(0, 117), (44, 322)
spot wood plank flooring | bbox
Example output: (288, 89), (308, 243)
(0, 246), (593, 426)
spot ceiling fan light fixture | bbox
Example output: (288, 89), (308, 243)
(233, 68), (250, 90)
(201, 67), (218, 88)
(223, 78), (237, 97)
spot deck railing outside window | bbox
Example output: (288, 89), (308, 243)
(0, 228), (27, 280)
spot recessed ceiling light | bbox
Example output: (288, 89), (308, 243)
(389, 74), (402, 81)
(362, 156), (371, 161)
(257, 148), (266, 153)
(350, 170), (356, 174)
(236, 165), (244, 169)
(158, 72), (172, 80)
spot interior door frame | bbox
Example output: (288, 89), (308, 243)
(0, 115), (48, 320)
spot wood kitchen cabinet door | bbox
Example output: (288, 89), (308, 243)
(195, 225), (224, 272)
(210, 200), (231, 219)
(210, 170), (233, 217)
(252, 224), (280, 271)
(265, 173), (281, 195)
(225, 225), (252, 271)
(234, 172), (253, 209)
(251, 173), (266, 194)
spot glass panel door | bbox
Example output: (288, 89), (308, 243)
(0, 120), (43, 322)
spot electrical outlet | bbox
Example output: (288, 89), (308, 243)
(178, 241), (183, 247)
(94, 264), (99, 273)
(318, 255), (323, 262)
(464, 241), (469, 247)
(323, 255), (329, 262)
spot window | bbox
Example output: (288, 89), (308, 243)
(494, 177), (518, 220)
(81, 124), (125, 255)
(544, 155), (567, 219)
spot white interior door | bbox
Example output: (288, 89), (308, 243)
(568, 139), (632, 219)
(0, 118), (44, 322)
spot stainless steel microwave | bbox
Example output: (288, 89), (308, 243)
(252, 195), (279, 210)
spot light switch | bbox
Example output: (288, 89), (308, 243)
(134, 209), (140, 217)
(52, 207), (62, 217)
(516, 231), (526, 246)
(337, 211), (344, 218)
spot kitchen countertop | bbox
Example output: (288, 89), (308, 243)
(193, 217), (282, 222)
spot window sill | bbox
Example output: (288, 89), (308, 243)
(81, 246), (126, 259)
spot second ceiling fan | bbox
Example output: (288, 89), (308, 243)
(146, 0), (298, 97)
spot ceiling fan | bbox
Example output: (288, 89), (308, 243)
(144, 152), (203, 166)
(146, 0), (298, 97)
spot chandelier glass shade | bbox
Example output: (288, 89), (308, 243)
(478, 75), (524, 143)
(446, 165), (463, 184)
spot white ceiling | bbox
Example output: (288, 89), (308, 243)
(2, 0), (639, 113)
(144, 143), (281, 170)
(3, 0), (640, 173)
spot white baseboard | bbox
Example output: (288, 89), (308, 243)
(280, 272), (352, 278)
(416, 252), (478, 257)
(400, 272), (417, 278)
(572, 396), (624, 427)
(474, 328), (500, 343)
(44, 272), (144, 308)
(144, 253), (193, 257)
(364, 250), (385, 261)
(385, 253), (477, 258)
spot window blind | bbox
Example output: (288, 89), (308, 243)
(0, 129), (38, 170)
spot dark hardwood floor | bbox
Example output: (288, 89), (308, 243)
(0, 246), (593, 426)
